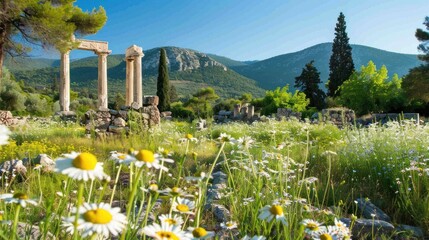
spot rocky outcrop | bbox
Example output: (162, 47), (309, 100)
(143, 47), (227, 72)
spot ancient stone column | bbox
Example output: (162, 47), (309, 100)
(134, 53), (143, 107)
(125, 58), (134, 106)
(59, 51), (70, 111)
(233, 104), (241, 117)
(247, 105), (254, 119)
(97, 52), (109, 109)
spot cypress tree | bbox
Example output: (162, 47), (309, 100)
(295, 60), (326, 110)
(157, 48), (170, 112)
(415, 16), (429, 64)
(328, 12), (355, 97)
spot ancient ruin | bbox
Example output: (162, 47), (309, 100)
(125, 45), (144, 107)
(59, 38), (112, 112)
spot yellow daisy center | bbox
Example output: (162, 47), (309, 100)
(149, 183), (159, 192)
(164, 218), (177, 225)
(226, 222), (235, 227)
(83, 208), (113, 224)
(156, 231), (179, 240)
(269, 205), (283, 216)
(135, 150), (155, 163)
(320, 233), (333, 240)
(186, 133), (193, 139)
(306, 222), (319, 230)
(72, 153), (97, 170)
(192, 227), (208, 237)
(118, 155), (126, 160)
(12, 193), (28, 200)
(176, 204), (190, 212)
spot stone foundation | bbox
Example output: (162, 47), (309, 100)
(83, 96), (160, 137)
(276, 108), (301, 120)
(321, 108), (355, 127)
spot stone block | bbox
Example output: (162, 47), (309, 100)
(143, 96), (159, 106)
(0, 111), (13, 126)
(113, 117), (126, 127)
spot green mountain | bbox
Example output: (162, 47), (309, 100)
(5, 56), (60, 72)
(232, 43), (423, 90)
(8, 47), (266, 100)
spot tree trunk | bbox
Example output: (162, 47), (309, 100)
(0, 45), (4, 78)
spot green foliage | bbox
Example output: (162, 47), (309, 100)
(156, 48), (171, 112)
(0, 0), (106, 76)
(294, 60), (326, 110)
(170, 102), (195, 120)
(259, 86), (309, 116)
(213, 98), (241, 113)
(112, 92), (126, 110)
(25, 93), (52, 116)
(328, 12), (355, 97)
(239, 93), (252, 104)
(338, 61), (406, 115)
(185, 87), (219, 119)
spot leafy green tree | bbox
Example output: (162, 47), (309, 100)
(338, 61), (405, 115)
(239, 93), (252, 104)
(185, 87), (219, 118)
(259, 85), (309, 115)
(295, 60), (326, 110)
(113, 92), (126, 110)
(213, 98), (241, 113)
(403, 17), (429, 108)
(0, 0), (107, 77)
(156, 48), (170, 112)
(328, 12), (355, 97)
(169, 84), (179, 103)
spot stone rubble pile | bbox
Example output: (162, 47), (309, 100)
(83, 96), (160, 138)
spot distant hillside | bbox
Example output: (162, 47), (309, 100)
(9, 47), (265, 100)
(232, 43), (423, 90)
(5, 56), (60, 72)
(207, 54), (248, 67)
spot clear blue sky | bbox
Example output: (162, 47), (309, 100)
(37, 0), (429, 61)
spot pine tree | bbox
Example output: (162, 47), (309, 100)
(0, 0), (106, 77)
(157, 48), (170, 112)
(403, 16), (429, 105)
(295, 60), (326, 110)
(328, 12), (355, 97)
(415, 16), (429, 63)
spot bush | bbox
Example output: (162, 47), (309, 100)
(171, 102), (195, 120)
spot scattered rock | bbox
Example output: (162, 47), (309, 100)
(113, 117), (126, 127)
(341, 218), (395, 239)
(0, 159), (27, 176)
(0, 111), (14, 126)
(212, 204), (230, 223)
(17, 223), (55, 240)
(356, 198), (391, 222)
(396, 224), (424, 239)
(33, 154), (55, 173)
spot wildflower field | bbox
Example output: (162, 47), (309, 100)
(0, 119), (428, 239)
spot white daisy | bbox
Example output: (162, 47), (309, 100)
(237, 136), (254, 149)
(133, 149), (173, 171)
(188, 226), (215, 239)
(109, 151), (135, 164)
(0, 192), (38, 208)
(0, 125), (10, 146)
(258, 205), (287, 225)
(333, 218), (351, 238)
(55, 152), (107, 181)
(172, 197), (195, 215)
(312, 226), (342, 240)
(161, 187), (193, 198)
(241, 235), (267, 240)
(220, 221), (238, 230)
(302, 219), (326, 235)
(63, 202), (127, 238)
(159, 214), (184, 227)
(143, 222), (193, 240)
(218, 133), (236, 144)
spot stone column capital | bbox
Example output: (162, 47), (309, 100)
(95, 50), (112, 56)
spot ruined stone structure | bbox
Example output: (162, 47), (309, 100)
(125, 45), (144, 107)
(276, 108), (301, 120)
(60, 38), (111, 111)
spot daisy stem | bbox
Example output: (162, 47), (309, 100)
(176, 140), (190, 186)
(204, 142), (226, 190)
(37, 170), (43, 205)
(168, 196), (177, 216)
(121, 167), (144, 240)
(109, 164), (123, 205)
(73, 182), (85, 240)
(88, 179), (94, 202)
(322, 155), (332, 207)
(11, 204), (21, 240)
(97, 179), (110, 204)
(140, 193), (152, 240)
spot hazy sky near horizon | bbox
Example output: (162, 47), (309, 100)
(36, 0), (429, 60)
